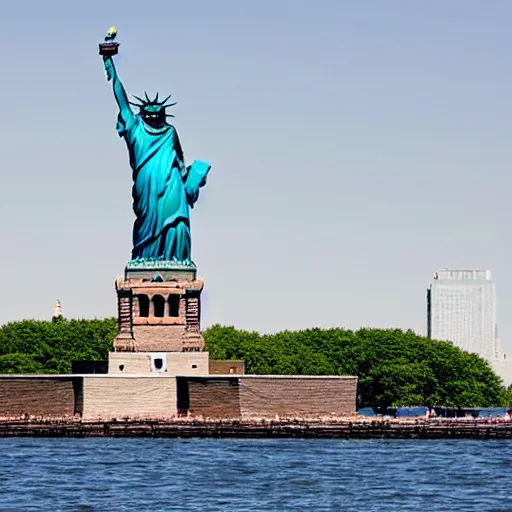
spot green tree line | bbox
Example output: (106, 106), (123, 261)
(204, 325), (509, 408)
(0, 318), (117, 374)
(0, 318), (508, 408)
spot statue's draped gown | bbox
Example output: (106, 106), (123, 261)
(117, 105), (210, 263)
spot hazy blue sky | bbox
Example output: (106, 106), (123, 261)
(1, 1), (511, 348)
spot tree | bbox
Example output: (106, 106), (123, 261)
(0, 318), (117, 374)
(204, 325), (506, 408)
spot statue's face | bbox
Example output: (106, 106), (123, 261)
(141, 105), (166, 129)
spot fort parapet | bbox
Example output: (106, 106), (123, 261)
(0, 374), (358, 421)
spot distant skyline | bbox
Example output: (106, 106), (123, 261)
(1, 1), (511, 351)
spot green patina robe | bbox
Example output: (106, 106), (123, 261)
(116, 105), (210, 263)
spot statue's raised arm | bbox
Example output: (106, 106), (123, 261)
(99, 27), (135, 128)
(103, 56), (135, 129)
(103, 57), (126, 107)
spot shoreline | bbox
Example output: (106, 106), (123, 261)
(1, 417), (512, 439)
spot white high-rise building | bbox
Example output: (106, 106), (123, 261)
(427, 269), (498, 361)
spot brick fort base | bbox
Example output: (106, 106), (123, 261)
(114, 261), (205, 353)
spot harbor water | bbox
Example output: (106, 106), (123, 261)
(1, 438), (510, 511)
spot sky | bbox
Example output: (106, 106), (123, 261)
(1, 1), (512, 349)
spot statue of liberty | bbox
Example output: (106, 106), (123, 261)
(100, 28), (210, 265)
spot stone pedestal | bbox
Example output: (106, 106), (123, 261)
(113, 262), (205, 353)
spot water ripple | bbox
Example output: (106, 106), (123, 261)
(0, 439), (511, 511)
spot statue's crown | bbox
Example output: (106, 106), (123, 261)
(129, 92), (177, 117)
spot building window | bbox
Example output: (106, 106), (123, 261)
(153, 295), (165, 317)
(151, 354), (167, 373)
(138, 295), (150, 317)
(168, 295), (180, 317)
